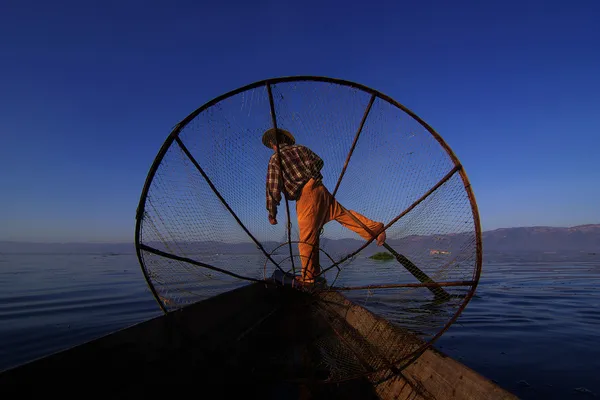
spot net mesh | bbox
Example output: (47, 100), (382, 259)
(136, 77), (481, 382)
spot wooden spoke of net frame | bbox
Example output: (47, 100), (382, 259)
(328, 281), (476, 291)
(173, 136), (287, 275)
(266, 82), (298, 276)
(331, 93), (376, 198)
(139, 243), (263, 283)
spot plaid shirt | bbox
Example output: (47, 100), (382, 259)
(266, 144), (324, 218)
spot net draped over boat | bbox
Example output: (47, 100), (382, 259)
(135, 77), (482, 381)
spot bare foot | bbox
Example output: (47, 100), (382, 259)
(376, 229), (386, 246)
(293, 277), (315, 288)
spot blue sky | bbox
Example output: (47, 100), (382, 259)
(1, 0), (598, 242)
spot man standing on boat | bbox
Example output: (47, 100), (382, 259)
(263, 128), (386, 285)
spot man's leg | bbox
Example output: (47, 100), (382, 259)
(328, 197), (386, 245)
(296, 179), (329, 282)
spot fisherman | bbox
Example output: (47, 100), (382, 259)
(263, 128), (386, 285)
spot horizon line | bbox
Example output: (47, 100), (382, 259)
(1, 223), (598, 245)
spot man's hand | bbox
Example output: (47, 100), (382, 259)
(269, 216), (278, 225)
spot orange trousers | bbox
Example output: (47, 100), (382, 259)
(296, 179), (384, 281)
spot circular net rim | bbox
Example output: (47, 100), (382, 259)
(134, 75), (483, 377)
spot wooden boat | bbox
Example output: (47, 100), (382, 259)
(0, 282), (516, 399)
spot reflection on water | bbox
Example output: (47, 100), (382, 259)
(0, 254), (598, 399)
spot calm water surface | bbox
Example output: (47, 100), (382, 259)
(0, 253), (598, 399)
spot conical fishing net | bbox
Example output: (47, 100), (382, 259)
(135, 77), (482, 382)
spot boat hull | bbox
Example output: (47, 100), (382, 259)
(0, 283), (515, 399)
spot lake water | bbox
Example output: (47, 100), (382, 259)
(0, 253), (598, 399)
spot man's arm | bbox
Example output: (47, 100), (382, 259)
(306, 147), (324, 174)
(266, 156), (281, 220)
(312, 150), (324, 173)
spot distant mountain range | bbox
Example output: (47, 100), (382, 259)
(1, 225), (598, 262)
(481, 224), (600, 253)
(479, 224), (600, 262)
(0, 241), (136, 255)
